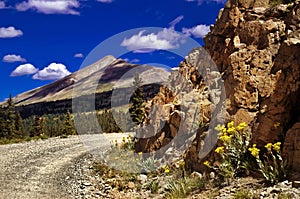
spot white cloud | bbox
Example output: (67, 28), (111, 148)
(0, 1), (5, 8)
(131, 59), (140, 63)
(124, 58), (140, 63)
(10, 63), (38, 76)
(0, 26), (23, 38)
(33, 63), (71, 80)
(97, 0), (113, 3)
(74, 53), (84, 58)
(169, 15), (184, 29)
(182, 24), (211, 38)
(3, 54), (27, 63)
(121, 28), (185, 53)
(16, 0), (80, 15)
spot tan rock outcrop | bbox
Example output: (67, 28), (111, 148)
(135, 0), (300, 172)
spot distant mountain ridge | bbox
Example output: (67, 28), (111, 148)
(11, 55), (170, 117)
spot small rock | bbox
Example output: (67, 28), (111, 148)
(191, 171), (202, 179)
(82, 182), (92, 186)
(128, 181), (135, 189)
(138, 174), (148, 184)
(292, 181), (300, 188)
(210, 172), (215, 179)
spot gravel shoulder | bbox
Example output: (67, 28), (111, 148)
(0, 133), (127, 199)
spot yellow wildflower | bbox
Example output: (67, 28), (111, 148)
(138, 152), (143, 156)
(273, 142), (281, 152)
(227, 121), (234, 128)
(222, 127), (227, 134)
(215, 146), (225, 154)
(274, 122), (280, 129)
(203, 160), (210, 167)
(219, 134), (232, 143)
(215, 124), (225, 131)
(227, 127), (236, 135)
(237, 122), (247, 131)
(178, 159), (185, 167)
(248, 144), (260, 158)
(265, 143), (273, 151)
(162, 165), (170, 173)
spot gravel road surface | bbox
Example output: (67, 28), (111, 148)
(0, 134), (128, 199)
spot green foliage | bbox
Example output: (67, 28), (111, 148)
(233, 189), (258, 199)
(0, 95), (24, 139)
(205, 121), (251, 182)
(206, 121), (287, 186)
(166, 176), (205, 199)
(269, 0), (295, 6)
(129, 73), (145, 126)
(97, 110), (122, 133)
(30, 116), (46, 137)
(250, 142), (286, 185)
(62, 111), (76, 135)
(269, 0), (284, 6)
(278, 192), (293, 199)
(146, 179), (159, 193)
(120, 133), (135, 150)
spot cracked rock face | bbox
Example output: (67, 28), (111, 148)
(205, 0), (300, 171)
(135, 0), (300, 172)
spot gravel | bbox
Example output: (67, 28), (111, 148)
(0, 134), (125, 199)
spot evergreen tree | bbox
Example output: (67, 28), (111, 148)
(30, 116), (45, 137)
(14, 111), (24, 138)
(2, 95), (17, 139)
(129, 73), (145, 126)
(0, 107), (4, 138)
(63, 111), (76, 135)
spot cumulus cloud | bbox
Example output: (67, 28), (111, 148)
(121, 28), (184, 53)
(0, 26), (23, 38)
(182, 24), (211, 38)
(74, 53), (84, 58)
(33, 63), (71, 80)
(10, 63), (38, 76)
(0, 1), (6, 8)
(97, 0), (113, 3)
(3, 54), (26, 63)
(16, 0), (80, 15)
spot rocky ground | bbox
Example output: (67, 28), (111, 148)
(0, 134), (126, 199)
(1, 134), (300, 199)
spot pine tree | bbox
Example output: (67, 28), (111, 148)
(63, 111), (76, 135)
(0, 107), (4, 138)
(14, 111), (24, 138)
(30, 116), (45, 137)
(129, 73), (145, 126)
(2, 95), (17, 139)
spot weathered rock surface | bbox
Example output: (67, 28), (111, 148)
(135, 0), (300, 173)
(205, 0), (300, 172)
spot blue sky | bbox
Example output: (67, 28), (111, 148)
(0, 0), (224, 101)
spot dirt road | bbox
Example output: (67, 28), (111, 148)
(0, 134), (128, 199)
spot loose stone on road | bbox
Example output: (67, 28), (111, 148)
(0, 134), (127, 199)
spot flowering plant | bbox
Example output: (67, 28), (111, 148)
(205, 121), (251, 182)
(249, 142), (286, 184)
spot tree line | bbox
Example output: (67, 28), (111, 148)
(0, 74), (146, 141)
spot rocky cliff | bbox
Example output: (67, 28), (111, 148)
(135, 0), (300, 173)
